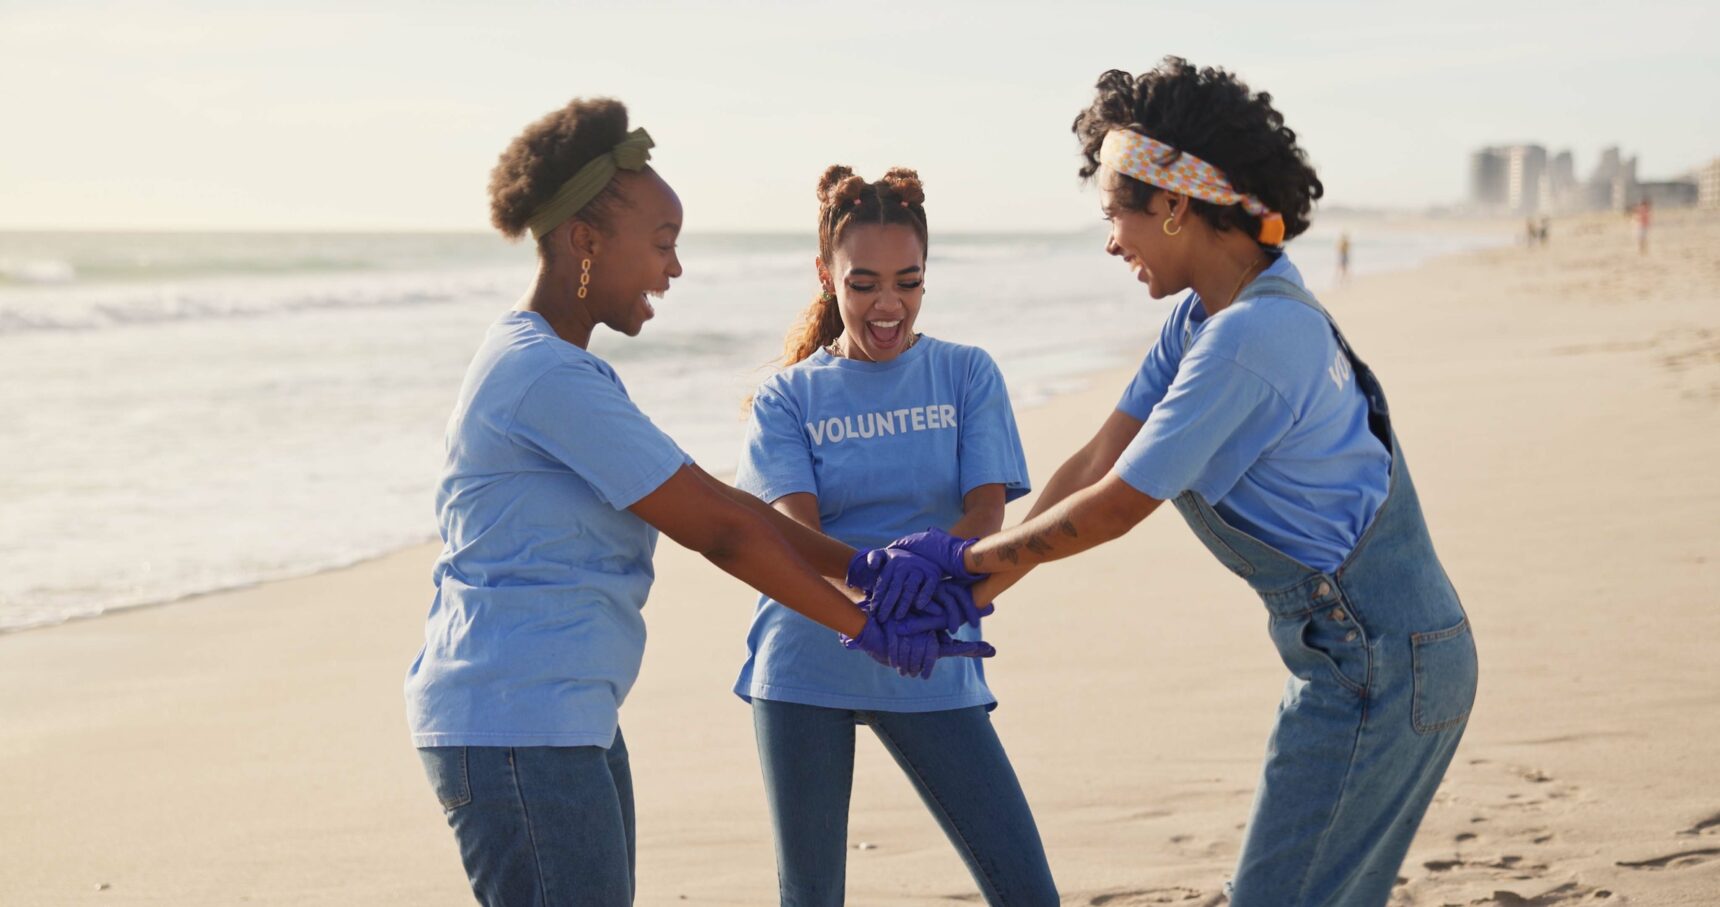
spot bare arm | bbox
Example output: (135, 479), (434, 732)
(629, 465), (865, 636)
(704, 470), (855, 580)
(964, 473), (1161, 575)
(968, 408), (1145, 604)
(949, 484), (1008, 539)
(766, 491), (864, 604)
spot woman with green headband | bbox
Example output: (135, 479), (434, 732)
(402, 98), (990, 906)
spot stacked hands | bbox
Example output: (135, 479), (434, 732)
(838, 528), (993, 679)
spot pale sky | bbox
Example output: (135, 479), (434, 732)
(2, 0), (1715, 232)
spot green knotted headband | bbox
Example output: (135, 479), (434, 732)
(525, 127), (655, 240)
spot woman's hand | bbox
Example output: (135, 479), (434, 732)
(841, 612), (995, 679)
(845, 547), (941, 621)
(884, 528), (983, 583)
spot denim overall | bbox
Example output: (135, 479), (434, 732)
(1171, 276), (1478, 906)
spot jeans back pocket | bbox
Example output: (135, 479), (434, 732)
(1411, 618), (1478, 734)
(418, 746), (472, 810)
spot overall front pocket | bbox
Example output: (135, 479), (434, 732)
(1411, 618), (1478, 734)
(1273, 610), (1370, 696)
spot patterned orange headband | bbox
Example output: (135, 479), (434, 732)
(1099, 129), (1286, 246)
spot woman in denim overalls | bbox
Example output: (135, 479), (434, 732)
(869, 59), (1479, 905)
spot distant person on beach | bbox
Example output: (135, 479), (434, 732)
(1633, 198), (1652, 254)
(1335, 230), (1351, 283)
(733, 166), (1057, 905)
(403, 98), (989, 906)
(859, 59), (1478, 906)
(1539, 215), (1551, 246)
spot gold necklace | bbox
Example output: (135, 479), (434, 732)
(1222, 256), (1268, 309)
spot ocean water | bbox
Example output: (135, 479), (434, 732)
(0, 223), (1505, 631)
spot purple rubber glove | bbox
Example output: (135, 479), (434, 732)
(886, 527), (983, 584)
(928, 580), (994, 632)
(846, 547), (939, 622)
(841, 615), (997, 679)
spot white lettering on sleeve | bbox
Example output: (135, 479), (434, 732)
(1328, 350), (1353, 390)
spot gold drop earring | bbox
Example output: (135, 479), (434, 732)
(579, 258), (592, 300)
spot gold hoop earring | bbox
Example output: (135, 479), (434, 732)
(1162, 217), (1182, 237)
(578, 258), (592, 300)
(820, 289), (836, 305)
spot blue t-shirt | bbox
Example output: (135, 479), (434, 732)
(405, 311), (690, 749)
(1114, 255), (1389, 572)
(733, 337), (1029, 711)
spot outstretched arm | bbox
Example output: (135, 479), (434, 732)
(964, 473), (1160, 576)
(969, 407), (1144, 604)
(630, 465), (865, 636)
(703, 468), (855, 581)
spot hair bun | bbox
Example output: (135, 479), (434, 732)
(816, 165), (857, 205)
(828, 174), (867, 209)
(881, 167), (925, 207)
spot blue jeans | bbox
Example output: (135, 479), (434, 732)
(419, 732), (635, 906)
(752, 700), (1058, 906)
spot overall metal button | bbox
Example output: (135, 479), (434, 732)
(1314, 581), (1332, 598)
(1344, 629), (1360, 642)
(1329, 608), (1347, 622)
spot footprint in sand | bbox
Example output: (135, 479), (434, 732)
(1677, 810), (1720, 837)
(1466, 880), (1607, 905)
(1614, 846), (1720, 871)
(1422, 853), (1547, 879)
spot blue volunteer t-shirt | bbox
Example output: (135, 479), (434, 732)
(733, 336), (1029, 711)
(1114, 254), (1390, 572)
(405, 310), (690, 749)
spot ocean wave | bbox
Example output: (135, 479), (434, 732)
(0, 258), (78, 285)
(0, 269), (518, 334)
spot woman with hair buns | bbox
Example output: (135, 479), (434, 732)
(870, 59), (1479, 906)
(403, 100), (989, 907)
(731, 166), (1058, 906)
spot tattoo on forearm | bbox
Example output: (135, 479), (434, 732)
(998, 544), (1021, 565)
(1057, 518), (1078, 538)
(1024, 532), (1053, 556)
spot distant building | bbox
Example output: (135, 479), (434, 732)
(1506, 145), (1547, 215)
(1467, 142), (1706, 214)
(1586, 146), (1638, 210)
(1699, 158), (1720, 210)
(1468, 144), (1549, 214)
(1469, 149), (1509, 209)
(1548, 151), (1578, 210)
(1639, 180), (1698, 208)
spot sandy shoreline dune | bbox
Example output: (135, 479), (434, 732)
(2, 211), (1717, 905)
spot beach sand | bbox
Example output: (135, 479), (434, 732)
(2, 210), (1716, 905)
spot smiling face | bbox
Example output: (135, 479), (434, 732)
(585, 168), (683, 336)
(1100, 169), (1191, 300)
(823, 223), (926, 362)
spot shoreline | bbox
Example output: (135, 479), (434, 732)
(2, 219), (1516, 638)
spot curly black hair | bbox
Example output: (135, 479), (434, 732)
(488, 97), (634, 243)
(1073, 58), (1323, 244)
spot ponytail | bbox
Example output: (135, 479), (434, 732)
(783, 290), (844, 366)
